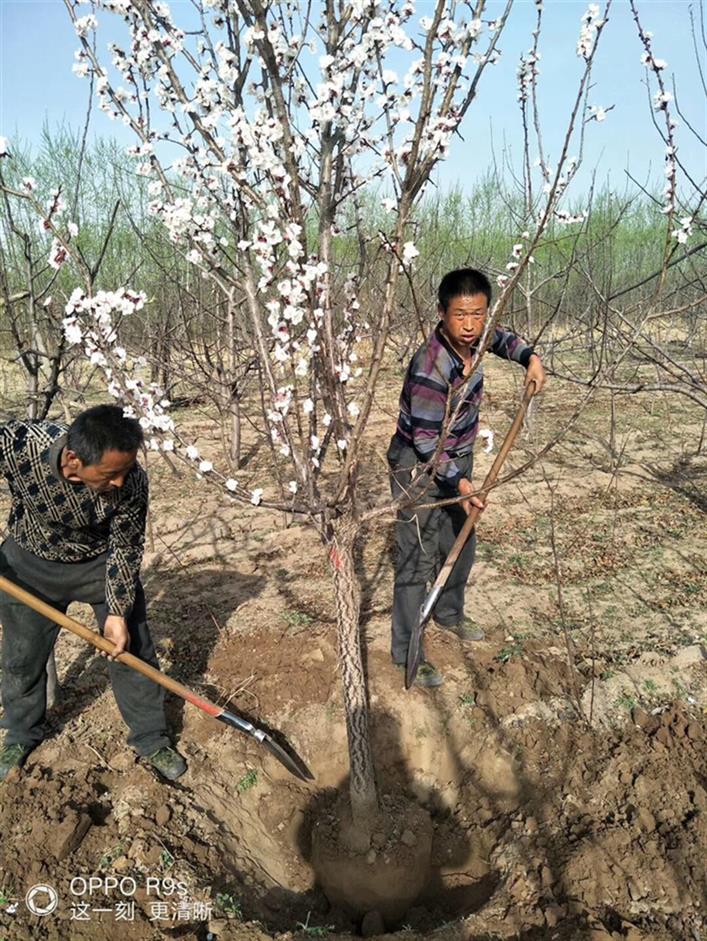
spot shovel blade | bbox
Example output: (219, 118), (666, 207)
(218, 709), (314, 782)
(261, 734), (315, 782)
(406, 588), (440, 689)
(405, 627), (423, 689)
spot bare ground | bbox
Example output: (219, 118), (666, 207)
(0, 355), (706, 941)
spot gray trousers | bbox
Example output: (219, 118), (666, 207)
(388, 440), (476, 664)
(0, 538), (170, 756)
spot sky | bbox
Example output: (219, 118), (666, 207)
(0, 0), (705, 196)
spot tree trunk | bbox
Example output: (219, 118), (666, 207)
(229, 395), (241, 467)
(329, 515), (379, 835)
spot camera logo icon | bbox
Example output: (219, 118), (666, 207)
(25, 883), (59, 916)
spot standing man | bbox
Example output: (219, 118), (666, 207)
(0, 404), (186, 781)
(388, 268), (546, 687)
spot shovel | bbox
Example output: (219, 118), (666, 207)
(406, 381), (538, 689)
(0, 575), (314, 782)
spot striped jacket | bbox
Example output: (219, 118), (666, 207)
(391, 323), (533, 489)
(0, 420), (147, 616)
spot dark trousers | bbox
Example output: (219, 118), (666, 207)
(0, 538), (170, 756)
(388, 441), (476, 664)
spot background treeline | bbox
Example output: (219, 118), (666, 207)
(1, 128), (704, 456)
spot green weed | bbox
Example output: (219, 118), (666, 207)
(283, 610), (314, 628)
(236, 769), (258, 793)
(159, 849), (174, 871)
(496, 635), (525, 662)
(215, 892), (243, 918)
(671, 678), (695, 702)
(616, 692), (637, 710)
(98, 843), (124, 869)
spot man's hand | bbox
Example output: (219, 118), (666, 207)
(525, 353), (546, 394)
(458, 477), (486, 516)
(102, 615), (130, 660)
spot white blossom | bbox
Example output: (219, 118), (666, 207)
(250, 488), (263, 506)
(288, 480), (298, 494)
(653, 91), (673, 111)
(48, 238), (68, 271)
(225, 478), (238, 492)
(577, 4), (603, 59)
(198, 460), (213, 473)
(74, 14), (98, 37)
(401, 241), (419, 265)
(185, 445), (200, 460)
(672, 216), (693, 244)
(588, 105), (607, 122)
(479, 428), (494, 453)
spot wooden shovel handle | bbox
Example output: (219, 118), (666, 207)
(431, 380), (537, 591)
(0, 574), (221, 716)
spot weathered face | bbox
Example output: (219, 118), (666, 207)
(440, 292), (489, 352)
(62, 448), (137, 493)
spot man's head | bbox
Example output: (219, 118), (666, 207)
(62, 404), (143, 493)
(438, 268), (492, 353)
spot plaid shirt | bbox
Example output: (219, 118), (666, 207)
(393, 323), (533, 489)
(0, 420), (147, 617)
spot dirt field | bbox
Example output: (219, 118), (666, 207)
(0, 352), (705, 941)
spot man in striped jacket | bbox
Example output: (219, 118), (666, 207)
(388, 268), (546, 687)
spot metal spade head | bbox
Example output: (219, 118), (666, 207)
(217, 708), (314, 782)
(406, 643), (422, 689)
(261, 734), (315, 782)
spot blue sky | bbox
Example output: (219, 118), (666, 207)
(1, 0), (705, 195)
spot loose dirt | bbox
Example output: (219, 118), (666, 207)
(0, 358), (705, 941)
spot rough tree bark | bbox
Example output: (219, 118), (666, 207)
(328, 513), (378, 844)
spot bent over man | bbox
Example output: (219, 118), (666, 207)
(0, 404), (186, 781)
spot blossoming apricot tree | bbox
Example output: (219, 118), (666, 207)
(56, 0), (616, 834)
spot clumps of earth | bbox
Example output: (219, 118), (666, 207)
(0, 622), (705, 941)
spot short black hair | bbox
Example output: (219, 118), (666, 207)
(67, 404), (143, 466)
(438, 268), (492, 312)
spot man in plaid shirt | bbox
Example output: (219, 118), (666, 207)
(388, 268), (546, 687)
(0, 404), (186, 781)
